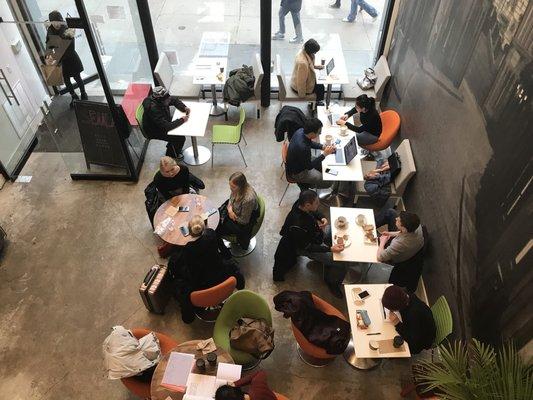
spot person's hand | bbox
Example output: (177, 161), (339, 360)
(381, 231), (392, 237)
(336, 118), (346, 126)
(185, 107), (191, 115)
(323, 145), (336, 156)
(331, 244), (344, 253)
(318, 218), (328, 230)
(181, 114), (190, 123)
(389, 312), (400, 325)
(379, 235), (390, 246)
(315, 64), (325, 70)
(341, 114), (349, 121)
(364, 172), (378, 180)
(228, 382), (236, 387)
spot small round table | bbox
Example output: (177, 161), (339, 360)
(151, 340), (234, 400)
(153, 194), (220, 246)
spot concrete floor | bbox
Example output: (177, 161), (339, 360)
(0, 103), (421, 399)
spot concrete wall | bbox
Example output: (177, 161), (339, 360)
(384, 0), (532, 347)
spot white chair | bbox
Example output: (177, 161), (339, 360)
(245, 53), (264, 119)
(275, 54), (317, 110)
(342, 55), (391, 110)
(154, 52), (200, 99)
(353, 139), (416, 204)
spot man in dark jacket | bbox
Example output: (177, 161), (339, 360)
(272, 0), (303, 44)
(274, 105), (307, 142)
(142, 86), (190, 159)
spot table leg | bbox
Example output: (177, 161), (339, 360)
(343, 339), (382, 370)
(325, 84), (333, 108)
(209, 83), (227, 116)
(183, 136), (212, 166)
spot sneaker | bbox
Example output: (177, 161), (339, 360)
(289, 36), (304, 44)
(329, 2), (341, 8)
(272, 32), (285, 40)
(342, 17), (354, 23)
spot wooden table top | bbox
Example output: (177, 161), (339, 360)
(151, 340), (234, 400)
(153, 194), (220, 246)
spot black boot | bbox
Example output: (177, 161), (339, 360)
(80, 91), (88, 100)
(69, 93), (79, 109)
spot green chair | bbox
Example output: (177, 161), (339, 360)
(431, 295), (453, 360)
(213, 290), (273, 370)
(211, 107), (247, 168)
(222, 195), (266, 257)
(135, 104), (149, 139)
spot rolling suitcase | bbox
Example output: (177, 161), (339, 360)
(139, 264), (173, 314)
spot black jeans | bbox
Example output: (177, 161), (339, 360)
(163, 134), (186, 156)
(314, 83), (325, 102)
(64, 73), (85, 96)
(217, 217), (254, 249)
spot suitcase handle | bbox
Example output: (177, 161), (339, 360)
(143, 267), (158, 286)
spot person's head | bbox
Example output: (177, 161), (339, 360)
(48, 11), (65, 30)
(215, 385), (245, 400)
(188, 215), (205, 238)
(152, 86), (171, 106)
(396, 211), (420, 233)
(159, 156), (180, 177)
(355, 94), (376, 113)
(229, 171), (250, 198)
(382, 285), (410, 311)
(303, 118), (323, 139)
(298, 190), (319, 212)
(303, 39), (320, 56)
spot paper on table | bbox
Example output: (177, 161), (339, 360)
(185, 373), (216, 398)
(161, 352), (195, 393)
(216, 362), (242, 382)
(165, 206), (178, 217)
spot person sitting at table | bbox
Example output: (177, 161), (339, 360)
(215, 370), (276, 400)
(276, 190), (355, 298)
(153, 156), (205, 200)
(285, 118), (336, 192)
(291, 39), (326, 104)
(168, 216), (245, 323)
(216, 172), (259, 251)
(376, 209), (424, 264)
(336, 94), (382, 148)
(141, 86), (190, 159)
(381, 285), (436, 354)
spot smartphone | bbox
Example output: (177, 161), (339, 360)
(358, 290), (370, 300)
(325, 168), (338, 176)
(178, 206), (189, 212)
(179, 225), (190, 237)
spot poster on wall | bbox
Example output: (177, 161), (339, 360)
(74, 100), (127, 169)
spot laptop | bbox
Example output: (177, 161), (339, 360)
(329, 136), (358, 166)
(318, 58), (335, 79)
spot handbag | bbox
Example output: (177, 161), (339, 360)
(388, 151), (402, 180)
(356, 67), (377, 90)
(229, 317), (275, 359)
(40, 64), (64, 86)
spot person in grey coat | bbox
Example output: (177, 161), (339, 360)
(272, 0), (304, 44)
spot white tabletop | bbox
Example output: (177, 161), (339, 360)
(198, 31), (230, 58)
(330, 207), (378, 263)
(318, 106), (364, 181)
(314, 34), (349, 85)
(168, 102), (211, 137)
(193, 57), (227, 85)
(344, 283), (411, 359)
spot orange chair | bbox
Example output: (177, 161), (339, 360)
(363, 109), (400, 152)
(275, 392), (290, 400)
(121, 328), (178, 399)
(190, 276), (237, 322)
(279, 140), (297, 206)
(292, 294), (348, 367)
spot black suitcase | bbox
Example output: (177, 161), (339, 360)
(139, 265), (173, 314)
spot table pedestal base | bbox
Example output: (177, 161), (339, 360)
(183, 145), (211, 165)
(210, 104), (228, 117)
(343, 339), (382, 370)
(223, 237), (256, 257)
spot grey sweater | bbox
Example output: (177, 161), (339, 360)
(378, 225), (424, 264)
(229, 188), (258, 225)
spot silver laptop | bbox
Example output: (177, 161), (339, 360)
(329, 136), (358, 166)
(318, 58), (335, 79)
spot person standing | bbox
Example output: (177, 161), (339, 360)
(46, 10), (87, 108)
(290, 39), (326, 103)
(342, 0), (379, 23)
(272, 0), (304, 44)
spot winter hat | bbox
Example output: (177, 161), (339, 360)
(48, 11), (64, 22)
(152, 86), (169, 100)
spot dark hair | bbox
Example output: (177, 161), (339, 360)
(215, 385), (245, 400)
(48, 10), (64, 22)
(304, 118), (323, 135)
(399, 211), (420, 232)
(382, 285), (409, 311)
(304, 39), (320, 55)
(298, 190), (318, 206)
(355, 94), (376, 111)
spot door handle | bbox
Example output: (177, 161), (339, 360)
(0, 68), (20, 106)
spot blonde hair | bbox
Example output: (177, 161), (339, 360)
(188, 215), (205, 237)
(229, 171), (252, 202)
(160, 156), (177, 171)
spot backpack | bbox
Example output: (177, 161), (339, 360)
(229, 317), (274, 359)
(144, 181), (164, 229)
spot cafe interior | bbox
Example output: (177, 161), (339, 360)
(0, 0), (531, 399)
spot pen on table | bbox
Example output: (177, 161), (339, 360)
(366, 332), (381, 336)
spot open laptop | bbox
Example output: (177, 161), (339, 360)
(318, 58), (335, 79)
(329, 136), (358, 166)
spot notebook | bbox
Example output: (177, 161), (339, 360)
(161, 352), (195, 393)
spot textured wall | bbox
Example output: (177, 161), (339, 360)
(384, 0), (532, 347)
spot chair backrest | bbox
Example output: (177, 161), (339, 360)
(276, 54), (288, 100)
(215, 290), (273, 329)
(190, 276), (237, 308)
(154, 52), (174, 89)
(281, 140), (289, 163)
(393, 139), (416, 197)
(275, 393), (289, 400)
(373, 55), (391, 101)
(311, 294), (347, 321)
(252, 53), (264, 98)
(431, 296), (453, 347)
(250, 195), (265, 237)
(135, 103), (150, 140)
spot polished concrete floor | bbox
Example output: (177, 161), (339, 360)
(0, 103), (422, 399)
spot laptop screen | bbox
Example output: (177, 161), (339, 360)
(343, 136), (358, 164)
(326, 58), (335, 75)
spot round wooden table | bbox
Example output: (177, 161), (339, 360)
(150, 339), (234, 400)
(153, 194), (220, 246)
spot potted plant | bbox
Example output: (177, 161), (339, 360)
(414, 339), (532, 399)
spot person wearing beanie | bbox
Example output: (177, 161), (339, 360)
(381, 285), (436, 354)
(141, 86), (190, 159)
(290, 38), (326, 103)
(46, 10), (87, 108)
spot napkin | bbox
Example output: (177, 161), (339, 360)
(196, 338), (217, 354)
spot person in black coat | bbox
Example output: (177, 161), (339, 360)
(274, 105), (307, 142)
(168, 216), (245, 323)
(272, 0), (303, 43)
(381, 285), (436, 354)
(46, 11), (86, 107)
(153, 156), (205, 200)
(142, 86), (190, 159)
(336, 94), (382, 148)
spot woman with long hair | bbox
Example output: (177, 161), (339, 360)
(217, 172), (259, 250)
(336, 94), (382, 147)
